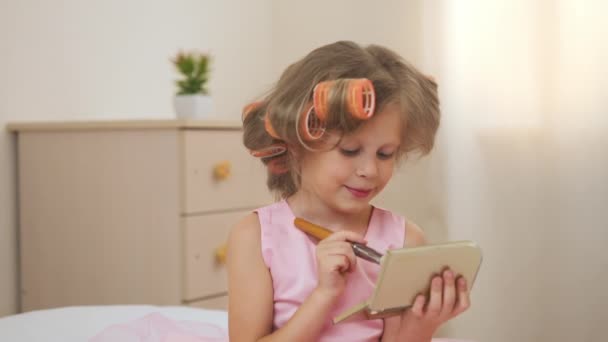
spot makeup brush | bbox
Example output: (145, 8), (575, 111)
(293, 217), (383, 264)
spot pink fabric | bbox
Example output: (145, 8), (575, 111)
(257, 200), (405, 342)
(90, 312), (227, 342)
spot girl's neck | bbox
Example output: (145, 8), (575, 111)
(286, 191), (373, 235)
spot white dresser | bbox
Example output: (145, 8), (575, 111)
(8, 120), (271, 312)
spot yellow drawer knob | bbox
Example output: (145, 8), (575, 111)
(213, 161), (231, 181)
(215, 243), (228, 265)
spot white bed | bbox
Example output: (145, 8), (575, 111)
(0, 306), (474, 341)
(0, 305), (228, 342)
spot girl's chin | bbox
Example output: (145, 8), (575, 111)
(333, 196), (373, 212)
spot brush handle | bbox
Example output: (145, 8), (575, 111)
(293, 217), (333, 240)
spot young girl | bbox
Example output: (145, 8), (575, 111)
(228, 41), (470, 342)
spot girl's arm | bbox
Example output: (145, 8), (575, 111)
(381, 221), (471, 342)
(227, 213), (274, 340)
(228, 213), (358, 342)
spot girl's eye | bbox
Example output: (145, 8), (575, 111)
(377, 151), (395, 160)
(340, 148), (360, 157)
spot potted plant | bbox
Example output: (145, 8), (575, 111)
(172, 51), (213, 119)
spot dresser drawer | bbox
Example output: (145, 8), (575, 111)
(181, 130), (271, 213)
(183, 210), (250, 301)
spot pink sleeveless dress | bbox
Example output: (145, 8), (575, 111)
(89, 200), (473, 342)
(256, 199), (405, 342)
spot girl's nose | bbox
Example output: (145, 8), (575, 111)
(355, 154), (378, 178)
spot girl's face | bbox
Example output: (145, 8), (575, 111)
(298, 103), (403, 214)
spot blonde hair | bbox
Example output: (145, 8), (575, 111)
(243, 41), (439, 198)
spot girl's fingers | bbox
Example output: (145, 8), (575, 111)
(441, 269), (456, 315)
(328, 252), (356, 273)
(319, 242), (356, 262)
(328, 254), (352, 273)
(316, 231), (367, 274)
(323, 230), (367, 244)
(453, 277), (471, 315)
(426, 276), (443, 317)
(411, 294), (426, 318)
(317, 241), (354, 255)
(317, 241), (357, 272)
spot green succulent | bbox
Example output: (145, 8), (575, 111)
(172, 51), (211, 95)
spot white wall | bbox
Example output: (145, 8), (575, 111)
(0, 0), (273, 316)
(540, 1), (608, 340)
(271, 0), (424, 73)
(431, 2), (548, 340)
(427, 1), (608, 341)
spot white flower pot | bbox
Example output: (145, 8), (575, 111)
(173, 94), (214, 119)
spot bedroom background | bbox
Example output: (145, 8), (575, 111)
(1, 1), (606, 342)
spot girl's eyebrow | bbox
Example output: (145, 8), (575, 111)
(338, 142), (401, 151)
(382, 141), (401, 148)
(380, 144), (399, 150)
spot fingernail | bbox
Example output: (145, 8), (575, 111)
(444, 270), (453, 279)
(433, 277), (442, 289)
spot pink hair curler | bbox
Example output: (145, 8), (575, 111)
(346, 78), (375, 119)
(241, 101), (262, 122)
(264, 112), (281, 139)
(298, 104), (325, 141)
(312, 78), (376, 121)
(249, 143), (287, 159)
(299, 78), (376, 141)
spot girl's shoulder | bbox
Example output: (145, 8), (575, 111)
(230, 200), (286, 236)
(229, 212), (262, 252)
(230, 200), (293, 267)
(404, 220), (426, 247)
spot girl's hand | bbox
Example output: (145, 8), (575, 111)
(314, 231), (367, 300)
(398, 269), (471, 340)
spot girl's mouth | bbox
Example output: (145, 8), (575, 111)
(345, 186), (372, 198)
